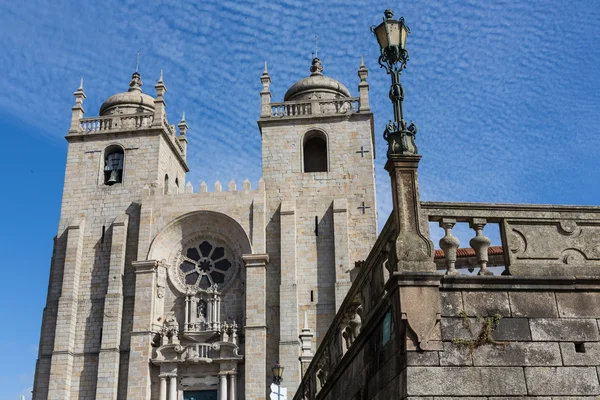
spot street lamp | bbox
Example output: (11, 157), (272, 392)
(272, 361), (284, 398)
(371, 9), (419, 156)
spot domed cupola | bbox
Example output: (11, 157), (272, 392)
(99, 71), (156, 116)
(284, 58), (351, 101)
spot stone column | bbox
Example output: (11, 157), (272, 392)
(279, 200), (300, 395)
(126, 260), (158, 399)
(159, 374), (168, 400)
(229, 373), (237, 400)
(384, 154), (434, 272)
(219, 374), (228, 400)
(96, 214), (129, 400)
(169, 374), (177, 400)
(384, 154), (441, 352)
(48, 219), (85, 400)
(242, 253), (269, 400)
(333, 198), (351, 311)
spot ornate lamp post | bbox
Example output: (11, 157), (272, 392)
(371, 9), (418, 156)
(272, 361), (284, 398)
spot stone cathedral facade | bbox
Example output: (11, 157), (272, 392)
(32, 57), (377, 400)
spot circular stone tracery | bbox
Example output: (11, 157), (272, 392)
(177, 240), (233, 290)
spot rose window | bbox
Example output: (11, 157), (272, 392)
(178, 240), (233, 290)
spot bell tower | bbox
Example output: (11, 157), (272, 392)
(257, 57), (378, 395)
(33, 70), (189, 400)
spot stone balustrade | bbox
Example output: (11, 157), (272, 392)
(269, 97), (360, 118)
(294, 201), (600, 399)
(80, 113), (154, 133)
(423, 201), (600, 277)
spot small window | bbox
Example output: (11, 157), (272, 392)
(303, 133), (327, 172)
(164, 174), (169, 194)
(104, 146), (124, 185)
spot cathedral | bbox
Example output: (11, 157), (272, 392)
(32, 56), (378, 400)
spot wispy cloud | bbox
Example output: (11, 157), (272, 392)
(0, 0), (599, 395)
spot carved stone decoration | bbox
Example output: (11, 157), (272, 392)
(505, 219), (600, 276)
(167, 233), (241, 296)
(398, 278), (442, 351)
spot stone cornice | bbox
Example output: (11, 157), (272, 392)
(242, 253), (270, 267)
(132, 260), (158, 273)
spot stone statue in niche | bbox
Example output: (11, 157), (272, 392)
(196, 300), (206, 322)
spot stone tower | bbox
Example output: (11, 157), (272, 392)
(32, 71), (189, 399)
(258, 57), (377, 394)
(32, 57), (377, 400)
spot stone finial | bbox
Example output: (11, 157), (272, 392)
(129, 71), (143, 93)
(200, 181), (208, 192)
(69, 78), (86, 133)
(154, 70), (167, 97)
(228, 179), (236, 191)
(310, 57), (324, 75)
(214, 180), (222, 192)
(243, 178), (251, 191)
(152, 70), (167, 128)
(178, 112), (188, 136)
(260, 61), (272, 118)
(299, 311), (314, 373)
(257, 177), (265, 191)
(185, 181), (193, 193)
(357, 56), (370, 112)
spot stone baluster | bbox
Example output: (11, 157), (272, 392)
(168, 374), (177, 400)
(159, 374), (168, 400)
(439, 218), (460, 275)
(469, 218), (493, 275)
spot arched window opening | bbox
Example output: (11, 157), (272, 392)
(175, 177), (179, 191)
(303, 134), (328, 173)
(164, 174), (169, 195)
(104, 146), (124, 185)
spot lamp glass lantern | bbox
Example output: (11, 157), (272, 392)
(272, 362), (284, 383)
(373, 14), (409, 60)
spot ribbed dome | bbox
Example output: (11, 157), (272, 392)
(284, 58), (351, 101)
(99, 72), (155, 116)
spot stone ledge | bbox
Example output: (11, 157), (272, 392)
(407, 367), (527, 396)
(525, 366), (600, 395)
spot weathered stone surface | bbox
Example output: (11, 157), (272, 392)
(473, 342), (561, 366)
(439, 341), (472, 366)
(560, 342), (600, 365)
(525, 367), (600, 395)
(530, 318), (600, 341)
(509, 291), (558, 318)
(556, 292), (600, 318)
(407, 367), (527, 396)
(462, 291), (511, 317)
(441, 317), (530, 342)
(407, 350), (440, 366)
(440, 291), (463, 317)
(492, 318), (531, 341)
(489, 398), (551, 400)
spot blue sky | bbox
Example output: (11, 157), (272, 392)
(0, 0), (598, 398)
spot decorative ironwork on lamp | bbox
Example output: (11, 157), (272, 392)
(371, 9), (419, 157)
